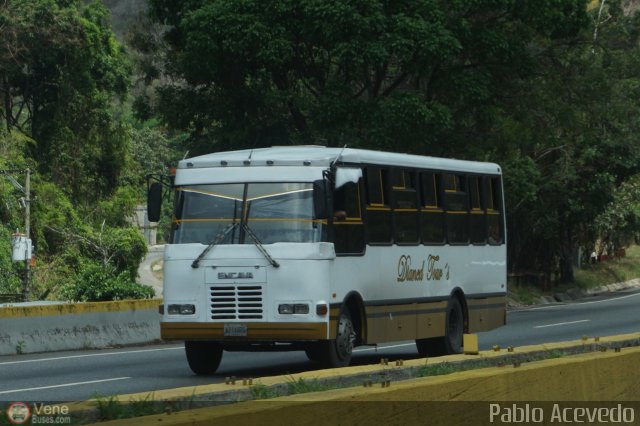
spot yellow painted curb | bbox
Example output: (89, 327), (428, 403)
(0, 299), (162, 318)
(97, 346), (640, 426)
(67, 332), (640, 410)
(67, 332), (640, 425)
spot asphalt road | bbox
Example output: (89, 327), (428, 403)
(1, 288), (639, 402)
(137, 245), (164, 297)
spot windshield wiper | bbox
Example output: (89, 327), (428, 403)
(241, 223), (280, 268)
(191, 222), (238, 269)
(190, 222), (279, 268)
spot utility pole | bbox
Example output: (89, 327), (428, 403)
(23, 168), (31, 301)
(1, 168), (32, 301)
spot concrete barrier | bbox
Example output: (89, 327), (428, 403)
(0, 299), (161, 355)
(97, 345), (640, 426)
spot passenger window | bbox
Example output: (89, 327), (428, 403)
(364, 167), (392, 244)
(420, 172), (445, 244)
(486, 177), (503, 244)
(392, 169), (418, 244)
(469, 176), (486, 244)
(444, 173), (469, 244)
(333, 181), (366, 254)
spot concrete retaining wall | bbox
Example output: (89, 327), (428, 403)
(0, 299), (162, 355)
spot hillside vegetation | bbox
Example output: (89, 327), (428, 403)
(2, 0), (640, 301)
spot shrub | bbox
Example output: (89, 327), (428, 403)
(62, 261), (155, 302)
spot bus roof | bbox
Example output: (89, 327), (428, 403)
(178, 146), (501, 174)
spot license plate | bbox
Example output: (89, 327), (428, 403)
(224, 323), (247, 337)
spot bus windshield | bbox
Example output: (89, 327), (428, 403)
(171, 183), (325, 244)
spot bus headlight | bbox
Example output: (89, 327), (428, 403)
(278, 304), (309, 314)
(167, 304), (196, 315)
(278, 304), (293, 314)
(293, 304), (309, 314)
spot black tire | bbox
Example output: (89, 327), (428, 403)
(184, 340), (223, 375)
(416, 297), (464, 356)
(318, 309), (355, 368)
(304, 343), (324, 362)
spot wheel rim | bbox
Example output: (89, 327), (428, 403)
(336, 314), (355, 360)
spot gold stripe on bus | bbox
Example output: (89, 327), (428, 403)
(176, 188), (242, 201)
(366, 207), (391, 211)
(246, 218), (326, 223)
(173, 218), (326, 224)
(467, 296), (507, 332)
(363, 300), (448, 344)
(161, 322), (328, 341)
(172, 218), (235, 223)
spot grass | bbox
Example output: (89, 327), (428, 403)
(417, 362), (460, 377)
(90, 393), (187, 422)
(574, 245), (640, 290)
(249, 383), (277, 400)
(507, 283), (542, 305)
(285, 377), (335, 394)
(249, 376), (341, 401)
(509, 245), (640, 306)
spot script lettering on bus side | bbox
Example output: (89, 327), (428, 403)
(396, 255), (425, 282)
(397, 254), (450, 283)
(427, 254), (450, 281)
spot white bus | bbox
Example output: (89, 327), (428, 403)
(148, 146), (506, 375)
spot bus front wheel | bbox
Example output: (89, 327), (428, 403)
(185, 340), (223, 375)
(319, 310), (355, 368)
(416, 297), (464, 356)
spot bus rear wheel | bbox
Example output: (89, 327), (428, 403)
(318, 310), (355, 368)
(185, 341), (223, 375)
(416, 297), (464, 356)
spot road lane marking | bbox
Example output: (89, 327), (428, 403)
(354, 343), (415, 353)
(518, 291), (640, 312)
(0, 377), (131, 395)
(0, 346), (183, 366)
(0, 343), (413, 367)
(534, 319), (590, 329)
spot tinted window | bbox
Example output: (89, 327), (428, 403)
(365, 166), (392, 243)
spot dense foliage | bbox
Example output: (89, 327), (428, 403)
(141, 0), (640, 285)
(0, 1), (160, 301)
(2, 0), (640, 297)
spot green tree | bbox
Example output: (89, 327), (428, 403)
(139, 0), (640, 288)
(499, 1), (640, 283)
(143, 0), (589, 155)
(1, 0), (131, 202)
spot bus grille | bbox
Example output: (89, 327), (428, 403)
(210, 285), (264, 320)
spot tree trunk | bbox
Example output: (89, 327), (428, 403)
(559, 221), (575, 284)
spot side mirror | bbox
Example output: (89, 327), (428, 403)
(147, 182), (163, 222)
(313, 179), (331, 220)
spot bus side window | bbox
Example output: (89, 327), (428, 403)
(333, 181), (365, 255)
(420, 172), (445, 244)
(364, 166), (392, 244)
(392, 169), (419, 245)
(444, 173), (469, 244)
(486, 177), (503, 244)
(469, 176), (486, 244)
